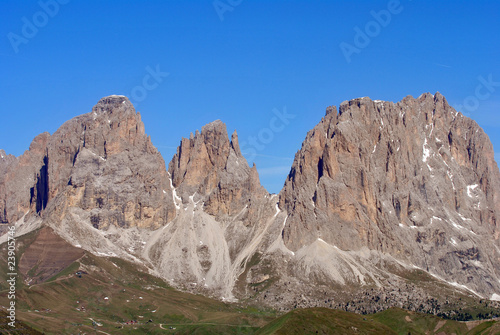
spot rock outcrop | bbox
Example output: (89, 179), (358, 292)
(169, 119), (267, 218)
(0, 132), (50, 223)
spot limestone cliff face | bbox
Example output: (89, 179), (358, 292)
(44, 95), (176, 230)
(168, 119), (267, 219)
(0, 133), (50, 223)
(279, 93), (500, 296)
(0, 95), (176, 231)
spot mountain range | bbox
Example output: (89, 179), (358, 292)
(1, 92), (500, 319)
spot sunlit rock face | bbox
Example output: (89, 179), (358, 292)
(279, 93), (500, 297)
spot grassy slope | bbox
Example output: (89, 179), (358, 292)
(3, 252), (500, 334)
(255, 308), (396, 335)
(257, 307), (500, 335)
(371, 308), (468, 334)
(0, 310), (43, 335)
(2, 229), (500, 334)
(0, 251), (277, 334)
(0, 228), (41, 291)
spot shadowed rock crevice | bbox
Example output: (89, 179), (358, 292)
(30, 155), (49, 214)
(0, 200), (7, 224)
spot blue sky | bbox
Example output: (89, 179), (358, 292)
(1, 0), (499, 193)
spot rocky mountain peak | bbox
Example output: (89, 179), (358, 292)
(92, 95), (135, 116)
(28, 133), (51, 153)
(325, 105), (337, 116)
(169, 119), (267, 216)
(0, 149), (19, 165)
(278, 93), (500, 298)
(43, 95), (154, 204)
(0, 95), (176, 234)
(169, 120), (229, 190)
(230, 130), (242, 156)
(201, 119), (224, 131)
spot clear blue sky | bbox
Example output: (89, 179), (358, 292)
(1, 0), (499, 193)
